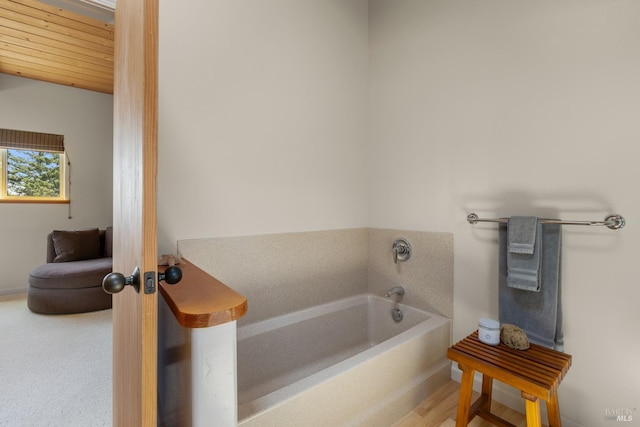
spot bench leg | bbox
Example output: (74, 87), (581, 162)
(455, 364), (475, 427)
(480, 374), (493, 413)
(522, 393), (542, 427)
(547, 391), (562, 427)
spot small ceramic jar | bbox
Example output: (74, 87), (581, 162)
(478, 318), (500, 345)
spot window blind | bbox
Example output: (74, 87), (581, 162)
(0, 128), (65, 153)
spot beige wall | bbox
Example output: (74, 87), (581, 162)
(0, 74), (113, 294)
(369, 1), (640, 424)
(157, 0), (370, 252)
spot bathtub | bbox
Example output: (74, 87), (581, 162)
(237, 293), (452, 427)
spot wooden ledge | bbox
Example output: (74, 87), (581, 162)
(158, 259), (247, 328)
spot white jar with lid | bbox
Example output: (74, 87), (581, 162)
(478, 318), (500, 345)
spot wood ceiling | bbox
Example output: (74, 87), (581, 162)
(0, 0), (114, 94)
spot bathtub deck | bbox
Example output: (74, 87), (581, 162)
(238, 341), (373, 405)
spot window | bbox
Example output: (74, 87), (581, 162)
(0, 129), (68, 203)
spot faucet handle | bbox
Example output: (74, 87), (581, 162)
(392, 239), (412, 264)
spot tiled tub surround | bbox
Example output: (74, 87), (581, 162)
(236, 294), (451, 426)
(177, 228), (453, 324)
(368, 229), (453, 319)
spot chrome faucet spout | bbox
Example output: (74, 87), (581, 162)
(385, 286), (405, 297)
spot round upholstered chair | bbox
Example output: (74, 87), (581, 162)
(27, 228), (113, 315)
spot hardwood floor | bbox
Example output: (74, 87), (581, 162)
(392, 380), (533, 427)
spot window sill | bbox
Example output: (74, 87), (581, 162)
(0, 199), (70, 204)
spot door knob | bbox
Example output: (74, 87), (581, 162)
(103, 265), (183, 295)
(158, 266), (182, 285)
(103, 267), (140, 294)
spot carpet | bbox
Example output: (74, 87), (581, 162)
(0, 294), (112, 426)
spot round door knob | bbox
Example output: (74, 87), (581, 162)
(102, 272), (126, 294)
(102, 267), (140, 294)
(158, 266), (182, 285)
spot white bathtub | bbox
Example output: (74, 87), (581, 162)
(237, 294), (451, 427)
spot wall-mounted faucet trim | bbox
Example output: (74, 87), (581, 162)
(385, 286), (405, 297)
(392, 239), (411, 263)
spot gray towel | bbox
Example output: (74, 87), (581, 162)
(508, 216), (537, 254)
(507, 217), (541, 292)
(499, 222), (564, 351)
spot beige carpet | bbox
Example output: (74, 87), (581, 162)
(0, 294), (112, 426)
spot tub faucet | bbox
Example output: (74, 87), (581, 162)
(385, 286), (405, 297)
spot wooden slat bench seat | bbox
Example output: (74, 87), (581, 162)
(447, 331), (572, 427)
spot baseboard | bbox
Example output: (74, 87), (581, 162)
(0, 289), (27, 299)
(450, 365), (582, 427)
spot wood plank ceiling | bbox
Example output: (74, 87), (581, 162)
(0, 0), (114, 94)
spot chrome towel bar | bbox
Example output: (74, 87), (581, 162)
(466, 213), (625, 230)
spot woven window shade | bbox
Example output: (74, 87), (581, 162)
(0, 129), (65, 153)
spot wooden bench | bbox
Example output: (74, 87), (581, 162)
(447, 331), (571, 427)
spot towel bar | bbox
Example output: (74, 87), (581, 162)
(467, 213), (625, 230)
